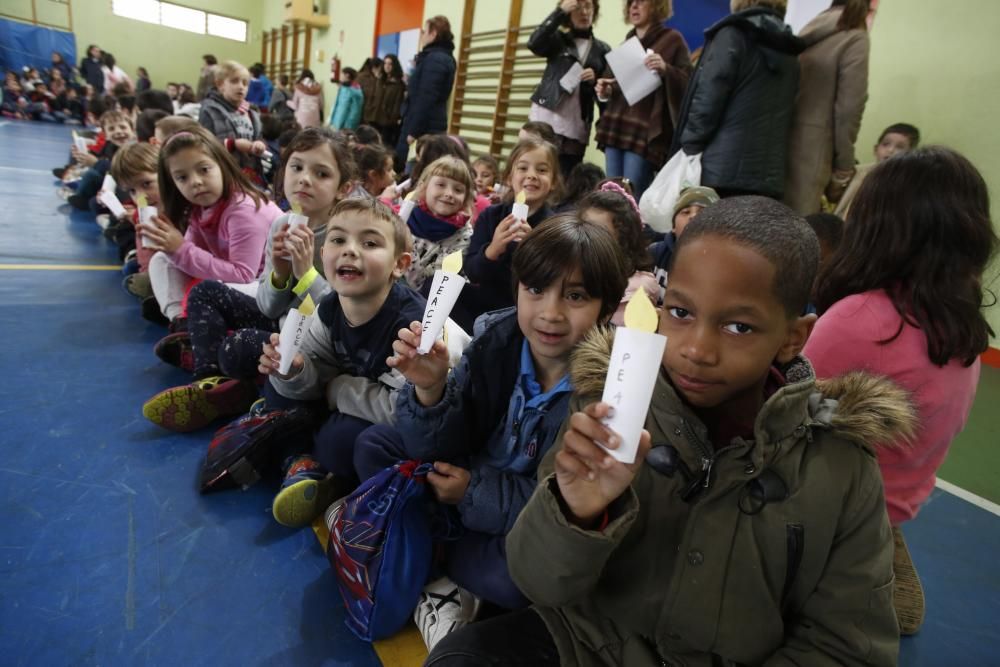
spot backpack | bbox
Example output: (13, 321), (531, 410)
(328, 460), (434, 641)
(199, 408), (314, 493)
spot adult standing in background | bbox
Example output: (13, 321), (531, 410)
(197, 54), (218, 100)
(784, 0), (871, 214)
(594, 0), (691, 200)
(395, 15), (457, 169)
(374, 54), (406, 148)
(79, 45), (104, 92)
(101, 53), (133, 95)
(356, 57), (382, 126)
(673, 0), (803, 199)
(528, 0), (611, 176)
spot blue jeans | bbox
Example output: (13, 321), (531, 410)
(604, 146), (655, 201)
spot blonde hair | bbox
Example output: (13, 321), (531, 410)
(414, 156), (476, 212)
(623, 0), (673, 22)
(730, 0), (787, 18)
(326, 198), (409, 258)
(154, 115), (199, 142)
(215, 60), (249, 83)
(111, 142), (159, 184)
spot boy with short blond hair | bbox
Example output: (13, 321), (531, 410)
(430, 196), (911, 665)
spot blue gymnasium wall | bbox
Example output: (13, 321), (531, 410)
(0, 18), (77, 74)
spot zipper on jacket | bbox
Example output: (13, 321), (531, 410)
(782, 523), (804, 606)
(678, 418), (745, 501)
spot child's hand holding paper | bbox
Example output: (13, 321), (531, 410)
(555, 401), (652, 527)
(141, 213), (184, 253)
(259, 332), (304, 379)
(387, 321), (450, 407)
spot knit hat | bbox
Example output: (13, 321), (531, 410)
(673, 186), (720, 217)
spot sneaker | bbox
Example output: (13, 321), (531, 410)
(122, 272), (152, 300)
(95, 213), (111, 230)
(154, 331), (194, 372)
(142, 376), (258, 432)
(892, 526), (925, 635)
(247, 397), (268, 418)
(141, 296), (170, 327)
(52, 166), (67, 179)
(57, 186), (74, 200)
(413, 576), (482, 651)
(272, 456), (342, 528)
(168, 316), (188, 334)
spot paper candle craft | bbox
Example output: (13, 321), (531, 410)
(398, 192), (417, 223)
(599, 289), (667, 464)
(283, 202), (309, 259)
(395, 178), (412, 194)
(98, 174), (124, 216)
(511, 190), (529, 222)
(277, 294), (316, 375)
(135, 194), (157, 248)
(72, 131), (88, 153)
(417, 251), (465, 354)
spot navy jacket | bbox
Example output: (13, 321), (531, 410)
(400, 40), (456, 139)
(395, 309), (573, 535)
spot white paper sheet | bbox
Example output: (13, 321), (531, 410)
(559, 62), (584, 93)
(605, 37), (662, 106)
(599, 327), (667, 463)
(99, 190), (127, 218)
(137, 204), (157, 248)
(101, 174), (116, 194)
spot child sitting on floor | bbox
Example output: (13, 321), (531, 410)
(400, 155), (476, 292)
(354, 214), (630, 650)
(429, 196), (911, 666)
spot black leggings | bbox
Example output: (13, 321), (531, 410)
(424, 607), (560, 666)
(186, 280), (277, 380)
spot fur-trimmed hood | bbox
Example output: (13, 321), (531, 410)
(571, 326), (916, 455)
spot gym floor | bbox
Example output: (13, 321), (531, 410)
(1, 122), (996, 666)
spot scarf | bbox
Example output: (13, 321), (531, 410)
(408, 202), (469, 242)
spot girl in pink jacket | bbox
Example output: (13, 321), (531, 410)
(288, 69), (324, 128)
(140, 125), (281, 327)
(804, 146), (997, 636)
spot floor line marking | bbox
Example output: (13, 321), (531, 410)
(0, 264), (121, 271)
(935, 478), (1000, 517)
(0, 165), (52, 175)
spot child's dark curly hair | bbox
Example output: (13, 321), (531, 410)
(577, 188), (652, 273)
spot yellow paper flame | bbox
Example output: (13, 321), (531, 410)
(515, 190), (527, 205)
(299, 294), (316, 317)
(291, 201), (302, 214)
(442, 250), (463, 274)
(136, 194), (148, 208)
(623, 288), (658, 332)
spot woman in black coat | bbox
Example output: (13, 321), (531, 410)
(395, 15), (457, 169)
(79, 44), (104, 93)
(527, 0), (611, 176)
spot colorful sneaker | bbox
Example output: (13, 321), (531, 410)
(142, 376), (258, 432)
(413, 576), (481, 651)
(247, 398), (268, 418)
(123, 272), (152, 300)
(153, 331), (194, 372)
(272, 456), (341, 528)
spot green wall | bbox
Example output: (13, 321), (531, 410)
(3, 0), (265, 90)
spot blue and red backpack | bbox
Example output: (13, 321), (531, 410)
(327, 460), (434, 641)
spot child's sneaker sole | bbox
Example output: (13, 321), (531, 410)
(142, 376), (257, 432)
(272, 476), (339, 528)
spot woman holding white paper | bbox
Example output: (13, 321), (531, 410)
(593, 0), (691, 200)
(528, 1), (612, 176)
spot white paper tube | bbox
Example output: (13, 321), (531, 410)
(599, 327), (667, 464)
(395, 178), (412, 194)
(73, 135), (88, 152)
(418, 270), (465, 354)
(102, 174), (116, 193)
(277, 308), (309, 375)
(283, 213), (309, 259)
(99, 191), (127, 218)
(511, 202), (529, 221)
(137, 205), (156, 248)
(398, 199), (417, 223)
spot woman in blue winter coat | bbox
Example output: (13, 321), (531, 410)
(394, 15), (457, 168)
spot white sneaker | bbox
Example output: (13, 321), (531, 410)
(323, 494), (349, 530)
(96, 213), (111, 230)
(413, 576), (481, 651)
